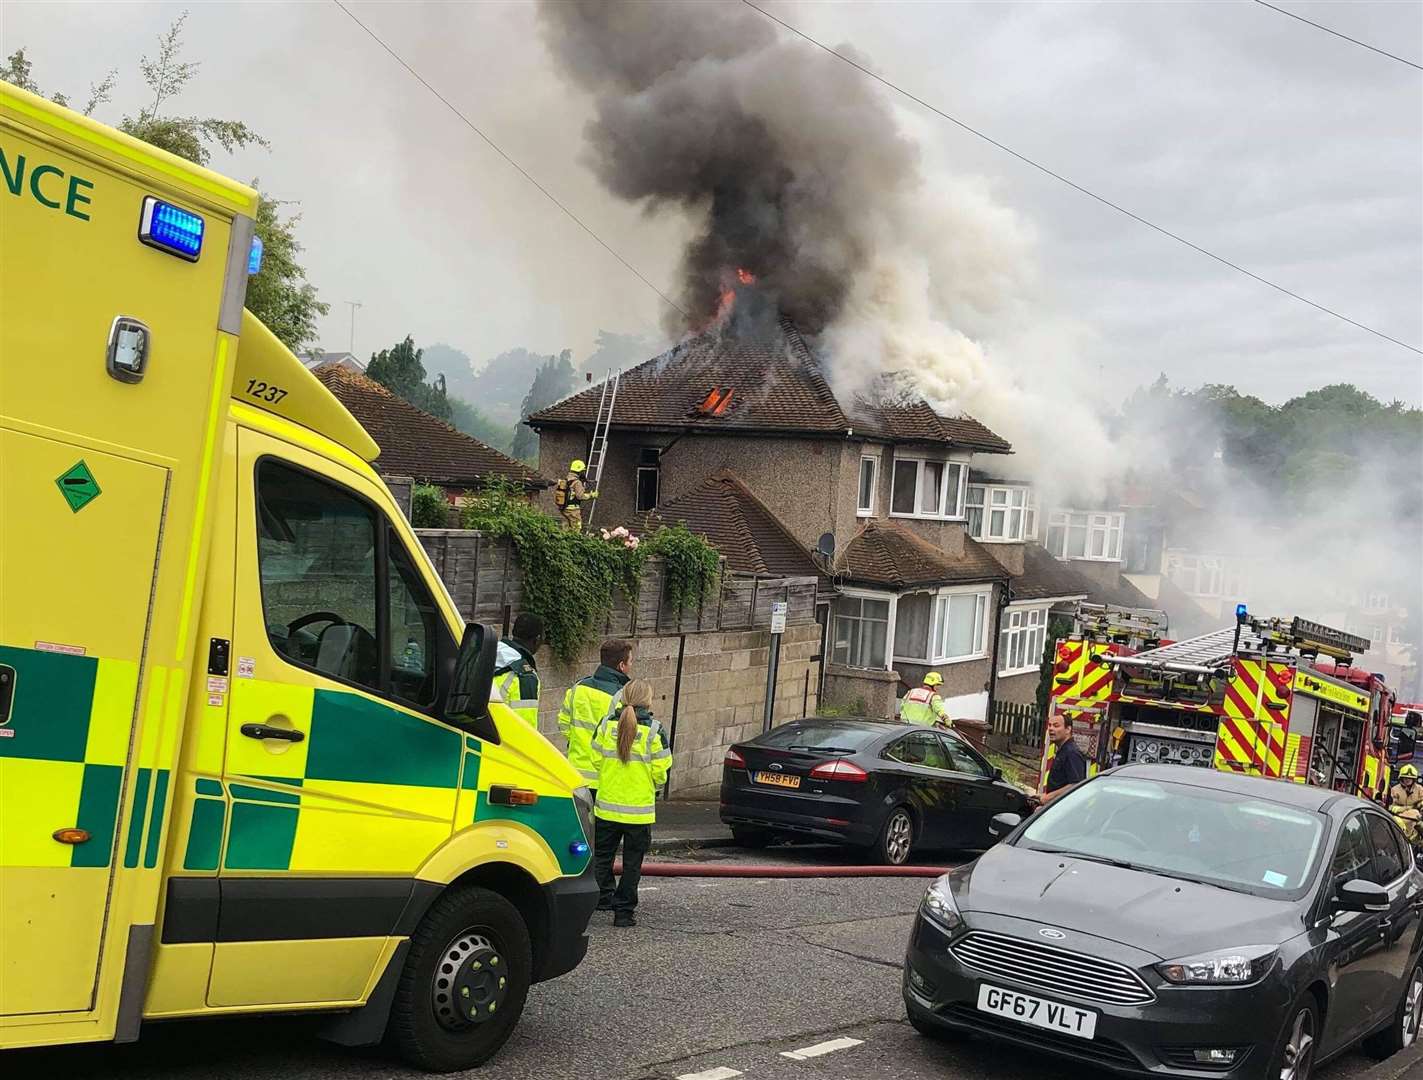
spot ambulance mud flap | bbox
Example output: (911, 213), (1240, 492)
(318, 940), (411, 1049)
(114, 924), (155, 1044)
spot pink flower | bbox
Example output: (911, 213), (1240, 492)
(626, 536), (640, 549)
(610, 526), (629, 539)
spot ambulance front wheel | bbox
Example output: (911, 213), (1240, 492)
(390, 884), (533, 1072)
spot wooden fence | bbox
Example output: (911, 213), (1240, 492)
(990, 700), (1043, 748)
(415, 528), (818, 636)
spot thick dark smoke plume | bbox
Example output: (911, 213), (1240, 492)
(538, 0), (918, 336)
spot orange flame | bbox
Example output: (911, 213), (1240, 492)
(736, 267), (756, 285)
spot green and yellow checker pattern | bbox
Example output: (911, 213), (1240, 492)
(0, 645), (146, 870)
(184, 680), (590, 878)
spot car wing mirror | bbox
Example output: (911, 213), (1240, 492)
(989, 812), (1022, 839)
(1333, 877), (1389, 914)
(991, 766), (1004, 782)
(442, 622), (498, 733)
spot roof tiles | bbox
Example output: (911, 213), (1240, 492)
(640, 470), (823, 578)
(529, 320), (1010, 453)
(836, 521), (1009, 590)
(313, 365), (545, 490)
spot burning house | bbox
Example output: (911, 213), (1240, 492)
(528, 291), (1030, 720)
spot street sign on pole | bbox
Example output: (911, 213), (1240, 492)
(770, 600), (788, 635)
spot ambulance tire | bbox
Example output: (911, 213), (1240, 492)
(390, 884), (532, 1073)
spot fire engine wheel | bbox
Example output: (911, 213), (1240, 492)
(390, 885), (532, 1073)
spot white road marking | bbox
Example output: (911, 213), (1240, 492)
(677, 1068), (743, 1080)
(780, 1037), (864, 1061)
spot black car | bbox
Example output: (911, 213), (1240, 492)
(904, 763), (1423, 1080)
(719, 718), (1033, 864)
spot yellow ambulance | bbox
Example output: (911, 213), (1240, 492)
(0, 84), (596, 1071)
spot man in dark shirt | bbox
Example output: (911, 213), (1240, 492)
(1042, 713), (1088, 804)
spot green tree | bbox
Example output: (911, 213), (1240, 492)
(448, 397), (515, 454)
(368, 336), (451, 421)
(2, 13), (328, 352)
(512, 350), (575, 463)
(244, 193), (327, 353)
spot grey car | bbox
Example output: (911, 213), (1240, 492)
(903, 764), (1423, 1079)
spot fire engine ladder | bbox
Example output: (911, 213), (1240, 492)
(582, 368), (621, 528)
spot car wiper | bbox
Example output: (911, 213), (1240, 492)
(1030, 847), (1139, 871)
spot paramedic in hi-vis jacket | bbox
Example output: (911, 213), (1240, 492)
(559, 639), (632, 789)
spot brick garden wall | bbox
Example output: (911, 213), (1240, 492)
(414, 528), (823, 801)
(531, 621), (822, 800)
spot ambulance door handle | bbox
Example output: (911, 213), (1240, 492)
(240, 723), (304, 743)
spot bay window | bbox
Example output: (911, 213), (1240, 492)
(1045, 510), (1123, 561)
(889, 457), (966, 520)
(966, 484), (1037, 542)
(895, 587), (990, 664)
(831, 594), (890, 669)
(999, 605), (1048, 675)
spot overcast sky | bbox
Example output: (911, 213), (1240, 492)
(6, 1), (1420, 405)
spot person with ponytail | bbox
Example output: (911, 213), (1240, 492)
(589, 679), (670, 927)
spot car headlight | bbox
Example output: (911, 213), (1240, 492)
(1156, 944), (1277, 986)
(921, 876), (963, 932)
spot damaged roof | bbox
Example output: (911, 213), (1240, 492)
(528, 320), (1011, 453)
(837, 521), (1009, 590)
(1005, 544), (1093, 602)
(313, 365), (547, 490)
(640, 470), (823, 578)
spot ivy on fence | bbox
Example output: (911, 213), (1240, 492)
(460, 479), (720, 662)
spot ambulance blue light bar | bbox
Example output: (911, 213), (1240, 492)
(248, 234), (264, 275)
(138, 196), (204, 261)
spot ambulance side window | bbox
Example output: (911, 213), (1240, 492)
(387, 528), (438, 707)
(257, 461), (381, 692)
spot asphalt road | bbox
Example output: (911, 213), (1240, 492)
(12, 843), (1384, 1080)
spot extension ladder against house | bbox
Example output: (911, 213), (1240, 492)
(583, 368), (620, 527)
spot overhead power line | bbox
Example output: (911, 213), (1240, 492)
(331, 0), (688, 319)
(1253, 0), (1423, 72)
(741, 0), (1421, 357)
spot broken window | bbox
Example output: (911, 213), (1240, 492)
(635, 447), (660, 512)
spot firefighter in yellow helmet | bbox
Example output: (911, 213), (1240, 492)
(900, 671), (951, 728)
(555, 459), (598, 532)
(1391, 764), (1423, 811)
(590, 678), (671, 927)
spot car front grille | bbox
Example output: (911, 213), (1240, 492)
(949, 930), (1155, 1007)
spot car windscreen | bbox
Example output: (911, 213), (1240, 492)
(758, 723), (881, 752)
(1018, 777), (1325, 898)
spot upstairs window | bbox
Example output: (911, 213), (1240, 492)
(635, 447), (660, 512)
(857, 456), (877, 516)
(966, 484), (1036, 542)
(1045, 511), (1123, 561)
(889, 457), (966, 521)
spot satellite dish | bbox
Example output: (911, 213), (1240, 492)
(816, 532), (836, 559)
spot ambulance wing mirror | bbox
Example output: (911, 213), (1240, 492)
(443, 623), (498, 733)
(1407, 711), (1422, 730)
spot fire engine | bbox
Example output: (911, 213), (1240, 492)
(1041, 603), (1396, 801)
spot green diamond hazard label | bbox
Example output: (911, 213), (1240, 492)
(56, 460), (102, 513)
